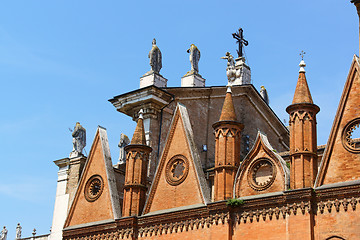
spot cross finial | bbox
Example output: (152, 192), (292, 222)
(232, 28), (248, 58)
(300, 50), (306, 60)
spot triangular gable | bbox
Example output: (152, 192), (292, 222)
(315, 55), (360, 187)
(234, 131), (289, 198)
(64, 126), (121, 228)
(143, 103), (210, 214)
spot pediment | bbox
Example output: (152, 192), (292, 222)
(234, 131), (289, 198)
(64, 126), (121, 228)
(143, 103), (210, 215)
(316, 55), (360, 186)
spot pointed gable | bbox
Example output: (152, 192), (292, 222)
(64, 126), (121, 228)
(316, 55), (360, 186)
(234, 132), (289, 198)
(143, 103), (210, 215)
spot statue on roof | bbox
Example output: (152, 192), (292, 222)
(187, 44), (200, 74)
(70, 122), (86, 158)
(118, 133), (130, 165)
(0, 226), (7, 240)
(149, 38), (162, 73)
(221, 52), (236, 83)
(15, 223), (22, 240)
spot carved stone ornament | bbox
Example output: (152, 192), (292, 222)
(84, 175), (104, 202)
(342, 118), (360, 153)
(165, 155), (189, 186)
(247, 158), (276, 191)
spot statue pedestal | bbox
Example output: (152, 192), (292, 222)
(232, 57), (251, 86)
(181, 71), (205, 87)
(140, 71), (167, 88)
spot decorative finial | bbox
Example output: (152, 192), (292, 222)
(152, 38), (156, 45)
(299, 60), (306, 73)
(32, 228), (36, 237)
(232, 28), (248, 58)
(300, 50), (306, 60)
(139, 109), (144, 119)
(226, 84), (232, 93)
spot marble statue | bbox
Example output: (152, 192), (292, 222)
(187, 44), (200, 73)
(149, 38), (162, 73)
(118, 133), (130, 164)
(260, 86), (269, 104)
(70, 122), (86, 157)
(15, 223), (21, 240)
(221, 52), (236, 83)
(0, 226), (7, 240)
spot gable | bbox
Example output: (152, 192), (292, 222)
(64, 127), (121, 228)
(143, 104), (210, 214)
(234, 132), (289, 198)
(316, 56), (360, 186)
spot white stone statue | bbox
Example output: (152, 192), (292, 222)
(70, 122), (86, 158)
(118, 133), (130, 164)
(221, 52), (236, 83)
(187, 44), (200, 73)
(15, 223), (21, 240)
(0, 226), (7, 240)
(148, 38), (162, 73)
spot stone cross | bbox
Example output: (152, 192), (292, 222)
(300, 50), (306, 60)
(232, 28), (248, 58)
(148, 38), (162, 73)
(187, 44), (200, 73)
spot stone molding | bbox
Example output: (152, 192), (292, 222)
(63, 183), (360, 239)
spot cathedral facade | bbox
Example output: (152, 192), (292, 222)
(49, 2), (360, 239)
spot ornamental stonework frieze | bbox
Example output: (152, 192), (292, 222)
(234, 201), (311, 224)
(137, 212), (229, 238)
(316, 197), (359, 214)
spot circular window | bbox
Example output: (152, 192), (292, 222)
(165, 155), (189, 186)
(342, 118), (360, 153)
(84, 175), (104, 202)
(247, 159), (276, 191)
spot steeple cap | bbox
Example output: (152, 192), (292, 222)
(291, 59), (313, 104)
(219, 85), (238, 122)
(130, 109), (147, 145)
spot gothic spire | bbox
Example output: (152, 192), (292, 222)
(219, 86), (237, 121)
(131, 109), (146, 145)
(292, 59), (314, 104)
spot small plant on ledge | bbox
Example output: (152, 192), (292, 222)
(226, 198), (244, 207)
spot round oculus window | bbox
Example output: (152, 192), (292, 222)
(247, 159), (276, 191)
(165, 155), (189, 186)
(342, 118), (360, 153)
(84, 175), (104, 202)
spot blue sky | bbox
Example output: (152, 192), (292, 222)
(0, 0), (357, 237)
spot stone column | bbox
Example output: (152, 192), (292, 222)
(66, 155), (86, 209)
(49, 158), (70, 240)
(352, 0), (360, 56)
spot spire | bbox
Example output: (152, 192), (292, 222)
(131, 109), (146, 145)
(292, 59), (313, 104)
(219, 85), (237, 121)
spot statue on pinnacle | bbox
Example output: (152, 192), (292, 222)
(70, 122), (86, 158)
(148, 38), (162, 74)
